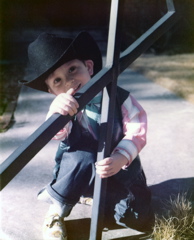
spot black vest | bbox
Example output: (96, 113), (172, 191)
(55, 86), (142, 182)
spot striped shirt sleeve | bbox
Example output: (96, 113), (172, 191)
(52, 121), (73, 140)
(45, 111), (73, 141)
(112, 94), (147, 168)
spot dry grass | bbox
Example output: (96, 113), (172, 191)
(151, 193), (194, 240)
(0, 64), (23, 131)
(0, 64), (23, 115)
(131, 54), (194, 104)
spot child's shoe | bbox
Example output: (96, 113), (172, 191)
(43, 213), (67, 240)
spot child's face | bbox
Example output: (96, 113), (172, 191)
(45, 59), (94, 95)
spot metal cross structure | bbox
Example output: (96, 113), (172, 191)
(0, 0), (179, 239)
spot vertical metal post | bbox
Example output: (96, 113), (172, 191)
(89, 0), (123, 239)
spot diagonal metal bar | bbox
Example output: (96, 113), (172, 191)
(119, 1), (179, 73)
(0, 0), (179, 191)
(89, 0), (123, 239)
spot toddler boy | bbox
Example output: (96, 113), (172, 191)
(20, 31), (154, 240)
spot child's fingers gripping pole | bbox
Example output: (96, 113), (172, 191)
(47, 89), (79, 117)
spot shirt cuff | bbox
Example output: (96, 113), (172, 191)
(112, 148), (132, 169)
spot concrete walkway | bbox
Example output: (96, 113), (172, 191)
(1, 68), (194, 240)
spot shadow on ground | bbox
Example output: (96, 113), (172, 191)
(150, 177), (194, 216)
(65, 218), (150, 240)
(63, 178), (194, 240)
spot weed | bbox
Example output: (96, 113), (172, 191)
(151, 193), (194, 240)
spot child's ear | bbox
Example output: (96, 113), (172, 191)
(47, 88), (53, 94)
(47, 88), (56, 95)
(85, 60), (94, 76)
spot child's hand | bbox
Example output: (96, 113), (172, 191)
(95, 152), (128, 178)
(48, 88), (79, 117)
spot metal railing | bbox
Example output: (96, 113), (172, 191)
(0, 0), (179, 239)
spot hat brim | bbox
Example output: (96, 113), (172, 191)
(20, 32), (102, 92)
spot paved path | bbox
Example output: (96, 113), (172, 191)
(1, 68), (194, 240)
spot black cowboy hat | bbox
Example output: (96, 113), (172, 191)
(19, 31), (102, 92)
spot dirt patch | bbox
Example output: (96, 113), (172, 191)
(131, 53), (194, 104)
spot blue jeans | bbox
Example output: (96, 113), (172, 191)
(45, 117), (154, 231)
(46, 148), (154, 231)
(47, 150), (96, 205)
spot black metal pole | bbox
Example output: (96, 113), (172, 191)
(89, 0), (123, 239)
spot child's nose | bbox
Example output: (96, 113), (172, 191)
(70, 79), (76, 86)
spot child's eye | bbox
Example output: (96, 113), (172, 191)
(54, 78), (61, 84)
(69, 66), (76, 73)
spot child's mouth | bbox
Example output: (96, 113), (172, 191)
(74, 83), (81, 93)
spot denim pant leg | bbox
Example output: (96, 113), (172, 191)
(113, 171), (154, 231)
(104, 157), (155, 231)
(47, 150), (96, 205)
